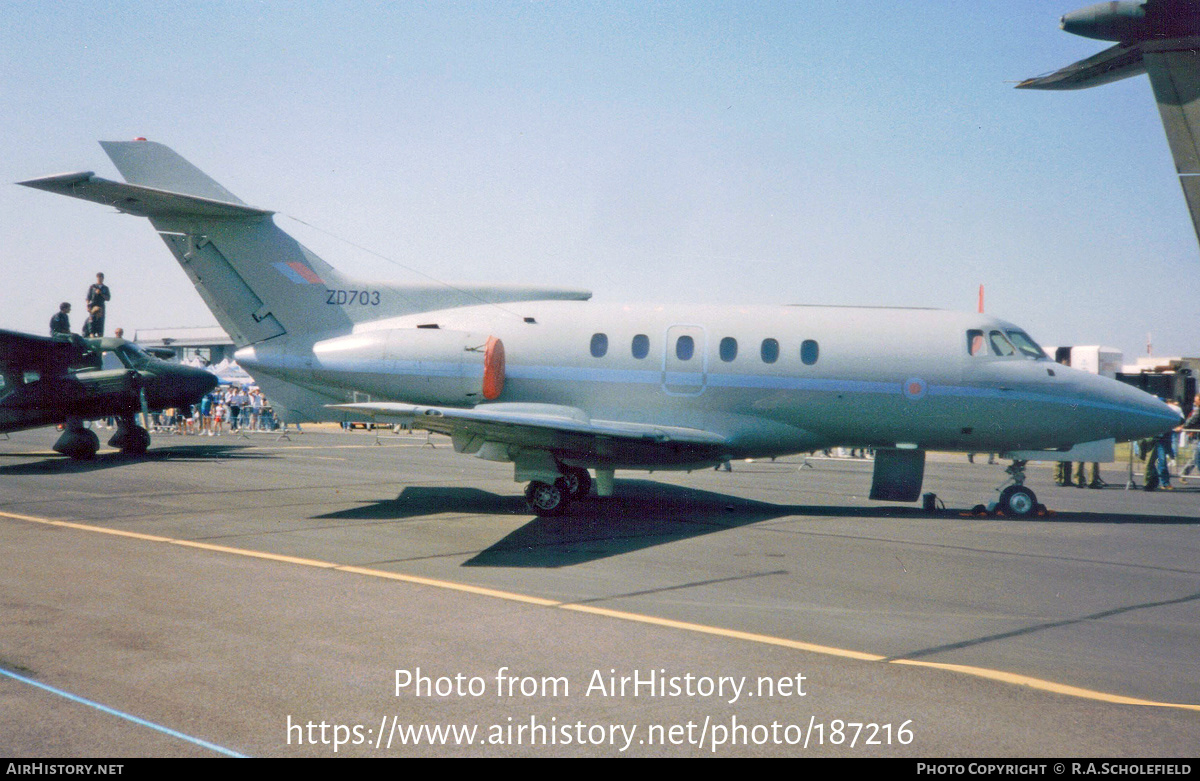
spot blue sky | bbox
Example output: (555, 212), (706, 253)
(2, 1), (1196, 360)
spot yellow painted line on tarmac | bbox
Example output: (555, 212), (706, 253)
(561, 603), (884, 661)
(0, 511), (338, 570)
(890, 659), (1200, 711)
(4, 509), (1198, 712)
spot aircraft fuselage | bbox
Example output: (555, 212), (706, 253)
(237, 301), (1175, 468)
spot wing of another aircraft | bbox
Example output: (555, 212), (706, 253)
(0, 329), (93, 383)
(330, 401), (730, 468)
(1016, 42), (1147, 90)
(1019, 1), (1200, 250)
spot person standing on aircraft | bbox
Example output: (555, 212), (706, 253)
(81, 306), (103, 337)
(49, 302), (71, 335)
(114, 328), (124, 339)
(85, 272), (110, 336)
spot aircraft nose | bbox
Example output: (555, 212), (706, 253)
(1107, 380), (1181, 441)
(189, 368), (220, 401)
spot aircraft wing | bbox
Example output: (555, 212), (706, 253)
(329, 401), (730, 464)
(1015, 42), (1147, 91)
(0, 329), (92, 383)
(1019, 33), (1200, 250)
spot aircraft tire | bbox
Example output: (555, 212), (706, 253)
(997, 485), (1038, 517)
(65, 430), (100, 460)
(121, 426), (150, 455)
(525, 481), (568, 516)
(559, 467), (592, 499)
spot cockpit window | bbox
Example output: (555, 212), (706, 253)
(967, 329), (985, 356)
(117, 344), (153, 369)
(988, 330), (1015, 357)
(98, 344), (154, 371)
(99, 350), (126, 371)
(1005, 330), (1047, 360)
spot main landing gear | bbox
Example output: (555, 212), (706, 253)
(52, 415), (151, 460)
(108, 414), (151, 455)
(53, 417), (100, 460)
(524, 466), (592, 516)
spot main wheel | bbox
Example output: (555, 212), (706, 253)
(997, 485), (1038, 517)
(558, 467), (592, 499)
(121, 426), (151, 455)
(525, 481), (568, 516)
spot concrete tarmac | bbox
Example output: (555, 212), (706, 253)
(1, 426), (1197, 757)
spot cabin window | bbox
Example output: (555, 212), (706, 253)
(590, 333), (608, 358)
(675, 335), (694, 361)
(631, 334), (649, 359)
(988, 330), (1015, 357)
(760, 338), (779, 364)
(1005, 330), (1047, 360)
(801, 339), (819, 365)
(719, 337), (737, 362)
(967, 329), (985, 356)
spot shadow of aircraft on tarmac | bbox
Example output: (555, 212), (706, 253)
(0, 443), (276, 475)
(311, 479), (1199, 568)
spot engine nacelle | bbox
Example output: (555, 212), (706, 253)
(1060, 1), (1200, 43)
(310, 328), (505, 405)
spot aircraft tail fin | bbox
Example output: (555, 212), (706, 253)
(100, 140), (249, 204)
(19, 141), (591, 348)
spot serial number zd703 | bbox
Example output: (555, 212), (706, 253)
(327, 289), (381, 305)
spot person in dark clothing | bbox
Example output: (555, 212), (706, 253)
(49, 302), (71, 335)
(82, 305), (104, 337)
(85, 272), (111, 336)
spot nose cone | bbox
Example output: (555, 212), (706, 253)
(185, 367), (220, 404)
(1084, 371), (1181, 442)
(145, 365), (218, 409)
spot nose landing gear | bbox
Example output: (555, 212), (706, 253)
(987, 460), (1045, 517)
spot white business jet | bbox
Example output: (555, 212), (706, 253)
(19, 142), (1178, 516)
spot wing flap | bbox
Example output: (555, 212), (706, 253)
(330, 401), (729, 452)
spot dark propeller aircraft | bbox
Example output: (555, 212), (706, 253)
(0, 329), (217, 458)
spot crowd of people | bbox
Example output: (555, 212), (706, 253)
(156, 385), (279, 436)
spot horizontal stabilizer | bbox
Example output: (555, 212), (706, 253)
(17, 173), (272, 220)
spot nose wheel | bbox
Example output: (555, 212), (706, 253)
(985, 460), (1044, 517)
(996, 485), (1039, 517)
